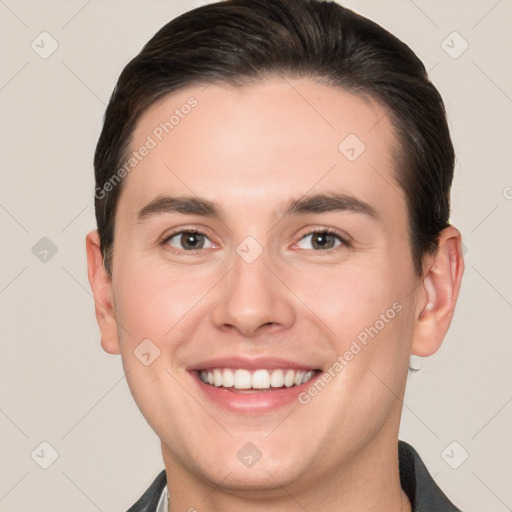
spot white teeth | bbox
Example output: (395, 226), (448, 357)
(213, 369), (223, 387)
(199, 368), (316, 389)
(222, 368), (234, 387)
(270, 369), (284, 387)
(284, 369), (295, 387)
(294, 371), (304, 385)
(234, 369), (252, 389)
(302, 370), (315, 384)
(252, 369), (270, 389)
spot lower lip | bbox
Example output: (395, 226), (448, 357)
(190, 371), (321, 414)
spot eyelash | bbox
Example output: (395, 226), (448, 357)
(292, 227), (350, 252)
(161, 228), (212, 255)
(161, 227), (351, 254)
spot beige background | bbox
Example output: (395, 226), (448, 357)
(0, 0), (511, 510)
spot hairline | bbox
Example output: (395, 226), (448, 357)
(103, 73), (422, 276)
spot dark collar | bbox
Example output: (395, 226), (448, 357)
(398, 440), (461, 511)
(127, 441), (461, 511)
(126, 469), (166, 512)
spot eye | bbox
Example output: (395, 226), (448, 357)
(164, 230), (214, 251)
(295, 229), (347, 251)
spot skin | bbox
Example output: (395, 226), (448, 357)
(87, 77), (464, 511)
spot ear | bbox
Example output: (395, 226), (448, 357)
(411, 226), (464, 357)
(86, 230), (120, 355)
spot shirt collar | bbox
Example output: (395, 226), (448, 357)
(155, 484), (168, 512)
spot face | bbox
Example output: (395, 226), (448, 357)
(105, 78), (423, 491)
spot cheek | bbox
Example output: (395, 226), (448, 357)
(329, 294), (415, 415)
(111, 264), (211, 440)
(294, 261), (415, 399)
(113, 259), (214, 345)
(291, 262), (405, 339)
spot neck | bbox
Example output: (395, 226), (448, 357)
(162, 429), (411, 512)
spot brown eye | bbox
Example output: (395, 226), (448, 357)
(296, 231), (345, 251)
(165, 231), (213, 251)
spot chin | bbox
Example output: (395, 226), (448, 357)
(205, 457), (306, 493)
(176, 433), (311, 493)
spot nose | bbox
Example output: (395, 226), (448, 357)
(210, 246), (296, 338)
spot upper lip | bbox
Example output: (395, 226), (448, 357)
(186, 356), (320, 372)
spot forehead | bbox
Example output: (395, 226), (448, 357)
(121, 77), (404, 221)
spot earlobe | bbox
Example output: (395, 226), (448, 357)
(411, 226), (464, 357)
(85, 230), (120, 355)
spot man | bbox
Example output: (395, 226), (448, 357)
(86, 0), (464, 510)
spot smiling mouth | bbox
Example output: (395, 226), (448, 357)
(197, 368), (319, 391)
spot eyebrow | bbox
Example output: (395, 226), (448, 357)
(136, 192), (379, 222)
(137, 196), (224, 221)
(285, 193), (378, 219)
